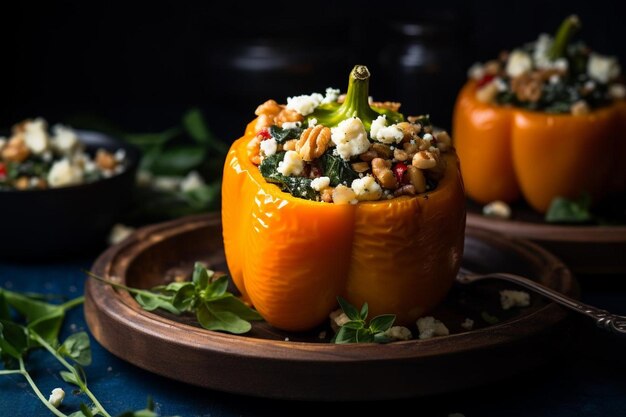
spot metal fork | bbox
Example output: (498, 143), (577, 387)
(457, 268), (626, 335)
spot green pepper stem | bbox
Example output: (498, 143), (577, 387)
(548, 15), (581, 60)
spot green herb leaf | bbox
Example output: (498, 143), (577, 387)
(0, 320), (27, 360)
(207, 276), (229, 299)
(334, 326), (358, 344)
(359, 302), (369, 320)
(355, 328), (375, 343)
(125, 128), (181, 150)
(149, 145), (206, 176)
(60, 366), (85, 388)
(192, 262), (210, 288)
(341, 320), (365, 330)
(337, 297), (360, 321)
(171, 283), (196, 312)
(182, 108), (229, 155)
(0, 292), (10, 320)
(545, 194), (593, 223)
(481, 311), (500, 325)
(196, 304), (252, 334)
(134, 293), (180, 315)
(319, 152), (358, 187)
(259, 152), (318, 200)
(58, 332), (92, 366)
(208, 296), (263, 321)
(27, 309), (65, 346)
(368, 314), (396, 333)
(269, 125), (303, 144)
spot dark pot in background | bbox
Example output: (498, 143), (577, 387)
(0, 131), (140, 261)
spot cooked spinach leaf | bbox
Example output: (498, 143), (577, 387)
(259, 152), (317, 200)
(269, 125), (303, 144)
(545, 193), (593, 223)
(319, 152), (358, 187)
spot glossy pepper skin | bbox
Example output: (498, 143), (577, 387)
(222, 120), (466, 331)
(454, 81), (626, 213)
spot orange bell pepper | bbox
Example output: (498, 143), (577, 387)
(222, 68), (466, 332)
(453, 17), (626, 213)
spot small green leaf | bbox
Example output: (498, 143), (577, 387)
(0, 320), (27, 359)
(0, 291), (10, 320)
(60, 369), (82, 387)
(59, 332), (92, 366)
(373, 333), (393, 344)
(336, 297), (360, 321)
(150, 145), (206, 176)
(192, 262), (210, 289)
(481, 311), (500, 325)
(196, 304), (252, 334)
(355, 328), (375, 343)
(545, 194), (593, 223)
(124, 128), (181, 150)
(334, 326), (357, 344)
(269, 125), (303, 144)
(3, 290), (64, 325)
(369, 314), (396, 333)
(359, 302), (369, 320)
(208, 296), (263, 321)
(134, 294), (180, 315)
(27, 309), (65, 346)
(207, 276), (229, 298)
(182, 108), (229, 155)
(172, 283), (196, 312)
(341, 320), (365, 330)
(320, 152), (359, 187)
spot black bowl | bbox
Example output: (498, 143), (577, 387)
(0, 130), (140, 261)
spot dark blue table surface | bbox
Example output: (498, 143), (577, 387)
(2, 257), (626, 417)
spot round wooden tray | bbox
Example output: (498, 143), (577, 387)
(466, 200), (626, 275)
(84, 213), (576, 401)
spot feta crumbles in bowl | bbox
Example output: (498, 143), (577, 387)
(222, 65), (465, 331)
(0, 119), (139, 260)
(453, 15), (626, 213)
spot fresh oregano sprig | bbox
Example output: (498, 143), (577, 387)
(86, 262), (262, 334)
(333, 297), (396, 344)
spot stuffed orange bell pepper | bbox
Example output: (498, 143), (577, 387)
(222, 66), (465, 331)
(453, 15), (626, 213)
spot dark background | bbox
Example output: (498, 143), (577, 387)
(2, 0), (626, 141)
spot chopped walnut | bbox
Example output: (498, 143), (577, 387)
(511, 73), (543, 102)
(2, 135), (30, 162)
(370, 101), (401, 112)
(95, 149), (117, 170)
(371, 158), (397, 190)
(296, 125), (331, 161)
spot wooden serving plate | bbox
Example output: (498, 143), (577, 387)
(466, 200), (626, 275)
(85, 213), (576, 401)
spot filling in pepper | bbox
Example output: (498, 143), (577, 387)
(247, 65), (452, 203)
(467, 15), (625, 114)
(0, 118), (127, 190)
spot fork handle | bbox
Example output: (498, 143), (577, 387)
(459, 272), (626, 335)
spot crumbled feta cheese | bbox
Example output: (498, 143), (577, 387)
(549, 74), (561, 84)
(416, 316), (449, 340)
(383, 326), (412, 341)
(47, 159), (83, 187)
(311, 176), (330, 191)
(108, 223), (135, 245)
(506, 50), (533, 77)
(351, 175), (382, 201)
(277, 150), (304, 176)
(609, 84), (626, 99)
(51, 124), (79, 155)
(281, 121), (301, 129)
(180, 171), (206, 192)
(588, 53), (621, 84)
(259, 138), (278, 157)
(330, 117), (370, 160)
(332, 184), (357, 204)
(500, 290), (530, 310)
(329, 308), (350, 332)
(114, 148), (126, 161)
(553, 58), (568, 72)
(370, 115), (403, 144)
(24, 118), (49, 155)
(308, 118), (318, 127)
(460, 318), (474, 330)
(482, 200), (512, 219)
(467, 62), (485, 80)
(48, 388), (65, 408)
(322, 87), (341, 104)
(153, 176), (181, 191)
(533, 33), (553, 69)
(286, 93), (324, 116)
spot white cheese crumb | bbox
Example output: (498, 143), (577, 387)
(286, 93), (324, 116)
(329, 308), (350, 332)
(482, 200), (511, 219)
(330, 117), (370, 160)
(108, 223), (135, 246)
(284, 337), (290, 341)
(51, 124), (80, 155)
(308, 118), (318, 127)
(281, 121), (301, 129)
(506, 50), (532, 77)
(609, 84), (626, 99)
(370, 115), (403, 144)
(114, 149), (126, 162)
(416, 316), (449, 340)
(310, 176), (330, 191)
(332, 184), (357, 205)
(460, 318), (474, 330)
(351, 175), (382, 201)
(588, 53), (621, 84)
(383, 326), (412, 341)
(180, 171), (206, 192)
(48, 388), (65, 408)
(277, 150), (304, 176)
(322, 87), (340, 104)
(24, 118), (50, 155)
(259, 137), (278, 157)
(500, 290), (530, 310)
(152, 176), (181, 191)
(533, 33), (553, 69)
(47, 158), (83, 187)
(467, 62), (485, 80)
